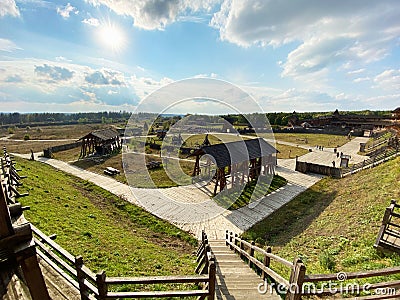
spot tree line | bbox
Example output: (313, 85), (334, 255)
(0, 111), (132, 126)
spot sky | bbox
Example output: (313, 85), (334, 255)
(0, 0), (399, 114)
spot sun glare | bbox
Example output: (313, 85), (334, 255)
(97, 23), (126, 52)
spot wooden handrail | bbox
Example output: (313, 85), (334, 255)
(106, 290), (210, 298)
(227, 237), (290, 287)
(226, 231), (294, 267)
(304, 266), (400, 282)
(31, 224), (76, 262)
(105, 275), (209, 284)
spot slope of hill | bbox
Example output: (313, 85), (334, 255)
(243, 156), (400, 275)
(16, 158), (197, 277)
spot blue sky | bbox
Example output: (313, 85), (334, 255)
(0, 0), (399, 113)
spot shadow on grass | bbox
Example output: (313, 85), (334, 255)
(242, 179), (337, 246)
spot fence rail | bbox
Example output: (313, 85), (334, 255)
(341, 145), (400, 177)
(2, 147), (216, 299)
(226, 231), (400, 300)
(31, 219), (216, 300)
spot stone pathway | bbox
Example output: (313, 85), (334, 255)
(14, 152), (322, 240)
(297, 137), (369, 167)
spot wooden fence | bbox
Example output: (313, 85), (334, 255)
(1, 147), (216, 299)
(31, 217), (216, 300)
(43, 141), (82, 158)
(341, 145), (400, 177)
(374, 200), (400, 253)
(295, 161), (342, 178)
(226, 231), (400, 299)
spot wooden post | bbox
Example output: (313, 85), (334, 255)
(204, 244), (211, 275)
(374, 203), (395, 247)
(75, 256), (89, 300)
(20, 251), (51, 300)
(286, 258), (306, 300)
(0, 185), (13, 237)
(234, 234), (238, 254)
(208, 259), (216, 300)
(96, 271), (107, 300)
(249, 241), (255, 269)
(225, 230), (229, 246)
(240, 238), (244, 260)
(229, 232), (233, 250)
(263, 246), (271, 280)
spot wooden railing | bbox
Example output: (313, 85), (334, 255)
(225, 231), (299, 298)
(374, 200), (400, 253)
(302, 268), (400, 299)
(226, 231), (400, 300)
(3, 148), (216, 299)
(341, 145), (400, 177)
(31, 216), (216, 300)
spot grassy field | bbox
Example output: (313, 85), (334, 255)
(275, 143), (309, 159)
(54, 150), (195, 188)
(0, 140), (71, 154)
(243, 156), (400, 280)
(0, 123), (125, 154)
(215, 175), (287, 210)
(16, 157), (197, 278)
(3, 123), (125, 140)
(270, 133), (352, 148)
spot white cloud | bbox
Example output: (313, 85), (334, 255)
(0, 0), (20, 17)
(85, 0), (218, 30)
(353, 77), (370, 83)
(347, 68), (366, 75)
(57, 3), (78, 19)
(85, 69), (125, 85)
(374, 69), (400, 91)
(129, 75), (174, 98)
(82, 17), (100, 27)
(211, 0), (400, 82)
(0, 99), (137, 113)
(34, 64), (74, 82)
(0, 38), (22, 52)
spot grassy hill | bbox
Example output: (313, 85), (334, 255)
(16, 157), (197, 277)
(243, 156), (400, 278)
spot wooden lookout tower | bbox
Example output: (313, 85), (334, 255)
(190, 138), (277, 195)
(79, 128), (121, 158)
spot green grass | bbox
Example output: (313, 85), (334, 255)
(243, 156), (400, 281)
(16, 157), (197, 278)
(215, 175), (287, 210)
(270, 133), (352, 148)
(53, 150), (195, 188)
(275, 144), (309, 159)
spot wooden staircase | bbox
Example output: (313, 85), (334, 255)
(209, 240), (281, 300)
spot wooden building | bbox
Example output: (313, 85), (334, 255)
(302, 109), (397, 130)
(393, 107), (400, 121)
(79, 128), (121, 158)
(190, 138), (277, 195)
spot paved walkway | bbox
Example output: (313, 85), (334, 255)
(297, 137), (369, 167)
(14, 152), (322, 240)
